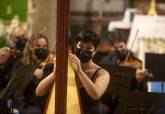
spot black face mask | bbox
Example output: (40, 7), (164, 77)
(116, 50), (127, 61)
(15, 37), (27, 51)
(75, 48), (93, 63)
(34, 48), (48, 60)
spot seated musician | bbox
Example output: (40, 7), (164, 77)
(0, 46), (23, 89)
(0, 47), (22, 114)
(0, 27), (28, 74)
(13, 34), (55, 114)
(0, 47), (11, 114)
(94, 30), (148, 91)
(112, 31), (148, 91)
(36, 30), (110, 114)
(0, 47), (13, 89)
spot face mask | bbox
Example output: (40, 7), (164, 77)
(15, 37), (27, 51)
(75, 48), (93, 63)
(116, 50), (127, 61)
(34, 48), (48, 60)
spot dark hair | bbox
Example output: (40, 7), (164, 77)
(75, 30), (100, 49)
(102, 36), (114, 46)
(109, 31), (127, 44)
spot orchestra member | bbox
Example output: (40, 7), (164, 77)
(36, 30), (110, 114)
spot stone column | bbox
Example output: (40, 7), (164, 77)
(28, 0), (57, 47)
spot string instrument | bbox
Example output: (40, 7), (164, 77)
(44, 58), (82, 114)
(119, 29), (153, 79)
(10, 48), (22, 58)
(40, 52), (55, 71)
(2, 48), (22, 70)
(119, 29), (140, 68)
(43, 40), (82, 114)
(39, 53), (55, 75)
(44, 0), (83, 114)
(119, 49), (142, 69)
(38, 40), (56, 74)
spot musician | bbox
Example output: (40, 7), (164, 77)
(0, 27), (28, 81)
(0, 47), (11, 114)
(13, 34), (54, 114)
(0, 46), (23, 114)
(36, 30), (110, 114)
(0, 47), (11, 88)
(112, 31), (148, 91)
(0, 47), (12, 91)
(23, 34), (54, 77)
(112, 32), (141, 68)
(94, 30), (148, 92)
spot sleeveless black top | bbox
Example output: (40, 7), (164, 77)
(80, 68), (102, 114)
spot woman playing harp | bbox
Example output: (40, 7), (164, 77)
(36, 30), (110, 114)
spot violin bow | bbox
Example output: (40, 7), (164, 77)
(124, 29), (139, 64)
(41, 42), (56, 70)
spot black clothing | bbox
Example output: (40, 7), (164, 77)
(0, 53), (22, 114)
(130, 76), (148, 92)
(80, 87), (100, 114)
(93, 51), (147, 114)
(80, 68), (103, 114)
(93, 51), (147, 92)
(0, 58), (20, 90)
(0, 100), (9, 114)
(16, 63), (54, 114)
(93, 51), (119, 66)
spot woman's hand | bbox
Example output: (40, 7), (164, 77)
(34, 68), (44, 78)
(69, 54), (82, 72)
(69, 54), (110, 100)
(0, 47), (11, 64)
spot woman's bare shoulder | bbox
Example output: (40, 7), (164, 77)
(93, 63), (110, 77)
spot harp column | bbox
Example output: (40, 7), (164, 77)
(55, 0), (70, 114)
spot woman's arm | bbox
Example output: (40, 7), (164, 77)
(35, 71), (55, 96)
(77, 69), (110, 100)
(69, 54), (110, 100)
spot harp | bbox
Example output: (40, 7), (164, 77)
(44, 0), (83, 114)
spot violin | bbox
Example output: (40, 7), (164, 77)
(115, 50), (152, 83)
(0, 47), (22, 68)
(118, 29), (153, 81)
(35, 51), (56, 79)
(10, 48), (22, 58)
(40, 41), (56, 70)
(118, 29), (141, 69)
(118, 49), (142, 69)
(40, 53), (55, 70)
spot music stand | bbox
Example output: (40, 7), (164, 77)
(100, 65), (136, 113)
(145, 53), (165, 93)
(0, 64), (36, 100)
(101, 65), (136, 97)
(114, 91), (165, 114)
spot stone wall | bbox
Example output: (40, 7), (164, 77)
(28, 0), (57, 47)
